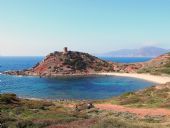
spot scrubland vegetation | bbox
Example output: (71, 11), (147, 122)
(1, 92), (170, 128)
(98, 82), (170, 108)
(137, 53), (170, 75)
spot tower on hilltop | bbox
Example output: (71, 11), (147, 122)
(63, 47), (68, 54)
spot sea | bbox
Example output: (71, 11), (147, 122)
(0, 56), (155, 100)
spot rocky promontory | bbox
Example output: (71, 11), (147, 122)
(3, 48), (122, 77)
(4, 48), (170, 77)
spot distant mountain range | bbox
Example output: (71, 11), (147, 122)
(98, 46), (170, 57)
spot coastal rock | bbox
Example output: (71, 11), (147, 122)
(3, 49), (170, 77)
(4, 48), (122, 77)
(75, 102), (94, 111)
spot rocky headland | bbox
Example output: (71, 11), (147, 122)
(3, 48), (170, 77)
(4, 48), (120, 77)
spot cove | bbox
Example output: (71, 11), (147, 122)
(0, 74), (155, 100)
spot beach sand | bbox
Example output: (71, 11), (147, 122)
(97, 72), (170, 84)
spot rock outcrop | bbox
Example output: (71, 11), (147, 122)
(75, 102), (94, 111)
(4, 49), (122, 77)
(3, 49), (170, 77)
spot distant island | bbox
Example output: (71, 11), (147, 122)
(3, 47), (170, 77)
(98, 46), (170, 57)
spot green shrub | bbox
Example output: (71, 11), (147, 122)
(75, 59), (86, 70)
(121, 92), (135, 98)
(119, 97), (141, 105)
(92, 117), (164, 128)
(160, 68), (170, 74)
(0, 115), (16, 124)
(0, 93), (19, 104)
(16, 120), (33, 128)
(22, 100), (54, 109)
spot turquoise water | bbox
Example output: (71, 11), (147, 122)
(0, 74), (155, 100)
(0, 57), (155, 100)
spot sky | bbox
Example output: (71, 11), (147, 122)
(0, 0), (170, 56)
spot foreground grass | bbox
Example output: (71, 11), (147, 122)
(1, 93), (170, 128)
(95, 82), (170, 109)
(92, 117), (169, 128)
(0, 94), (86, 128)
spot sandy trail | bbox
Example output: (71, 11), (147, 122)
(97, 72), (170, 84)
(96, 104), (170, 117)
(66, 103), (170, 117)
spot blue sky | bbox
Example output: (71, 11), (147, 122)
(0, 0), (170, 56)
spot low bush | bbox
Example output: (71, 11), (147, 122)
(21, 100), (54, 109)
(120, 92), (135, 98)
(0, 93), (19, 104)
(92, 117), (165, 128)
(119, 97), (142, 105)
(16, 120), (34, 128)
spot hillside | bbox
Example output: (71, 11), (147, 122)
(99, 46), (169, 57)
(105, 82), (170, 108)
(111, 52), (170, 75)
(137, 52), (170, 75)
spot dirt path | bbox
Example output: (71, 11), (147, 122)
(96, 104), (170, 117)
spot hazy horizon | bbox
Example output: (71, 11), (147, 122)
(1, 0), (170, 56)
(0, 46), (169, 57)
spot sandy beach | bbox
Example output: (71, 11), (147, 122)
(98, 72), (170, 84)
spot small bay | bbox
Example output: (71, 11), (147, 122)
(0, 57), (155, 100)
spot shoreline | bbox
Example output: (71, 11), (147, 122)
(16, 72), (170, 101)
(2, 72), (170, 101)
(97, 72), (170, 84)
(19, 96), (90, 102)
(3, 71), (170, 84)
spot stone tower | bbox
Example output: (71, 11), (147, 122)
(63, 47), (68, 54)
